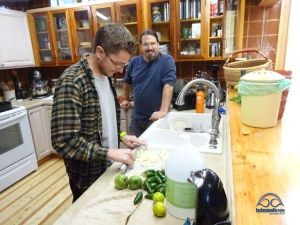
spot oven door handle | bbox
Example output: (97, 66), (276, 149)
(0, 111), (27, 127)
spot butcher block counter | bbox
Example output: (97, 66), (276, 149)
(228, 86), (300, 225)
(53, 86), (300, 225)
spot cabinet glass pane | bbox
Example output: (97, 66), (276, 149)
(119, 4), (138, 42)
(95, 7), (113, 29)
(224, 0), (237, 55)
(150, 1), (170, 55)
(208, 0), (224, 57)
(53, 13), (72, 60)
(74, 10), (93, 56)
(34, 15), (52, 62)
(178, 0), (201, 56)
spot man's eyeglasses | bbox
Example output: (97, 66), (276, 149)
(103, 48), (128, 70)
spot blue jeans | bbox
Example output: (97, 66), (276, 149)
(129, 118), (152, 137)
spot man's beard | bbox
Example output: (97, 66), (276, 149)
(144, 50), (158, 62)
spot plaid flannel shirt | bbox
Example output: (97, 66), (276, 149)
(51, 54), (121, 191)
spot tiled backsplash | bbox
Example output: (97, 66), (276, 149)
(243, 0), (281, 67)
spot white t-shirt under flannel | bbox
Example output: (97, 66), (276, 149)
(93, 75), (118, 149)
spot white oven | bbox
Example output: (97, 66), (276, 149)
(0, 105), (38, 192)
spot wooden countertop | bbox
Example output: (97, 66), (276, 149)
(228, 86), (300, 224)
(53, 82), (300, 225)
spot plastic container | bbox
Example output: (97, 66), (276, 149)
(165, 134), (206, 219)
(238, 70), (291, 128)
(196, 89), (205, 113)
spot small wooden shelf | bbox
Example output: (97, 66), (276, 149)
(152, 21), (170, 25)
(258, 0), (278, 7)
(39, 48), (51, 51)
(77, 27), (90, 31)
(210, 36), (223, 40)
(57, 29), (68, 33)
(180, 38), (200, 42)
(180, 18), (201, 24)
(37, 31), (49, 34)
(123, 21), (138, 26)
(210, 15), (223, 21)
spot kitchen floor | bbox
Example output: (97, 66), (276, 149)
(0, 155), (72, 225)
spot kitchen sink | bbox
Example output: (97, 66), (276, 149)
(152, 111), (223, 134)
(141, 128), (209, 149)
(145, 111), (224, 154)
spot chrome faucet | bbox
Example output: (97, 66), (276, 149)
(175, 78), (221, 148)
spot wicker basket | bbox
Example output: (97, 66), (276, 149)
(223, 49), (272, 86)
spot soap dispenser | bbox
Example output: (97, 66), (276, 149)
(188, 169), (230, 225)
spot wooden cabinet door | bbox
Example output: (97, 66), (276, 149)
(70, 6), (94, 61)
(115, 0), (143, 54)
(204, 0), (224, 59)
(28, 106), (52, 160)
(44, 105), (56, 154)
(49, 9), (76, 65)
(145, 0), (175, 56)
(223, 0), (244, 57)
(91, 3), (116, 35)
(174, 0), (204, 60)
(28, 12), (56, 66)
(0, 8), (35, 69)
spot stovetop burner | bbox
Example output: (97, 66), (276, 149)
(0, 101), (12, 113)
(0, 104), (25, 118)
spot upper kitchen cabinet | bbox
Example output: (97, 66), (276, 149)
(204, 0), (224, 59)
(145, 0), (174, 55)
(69, 6), (94, 61)
(0, 8), (35, 69)
(28, 12), (55, 66)
(49, 9), (76, 65)
(91, 3), (116, 33)
(28, 9), (75, 66)
(174, 0), (203, 60)
(115, 0), (143, 52)
(173, 0), (244, 61)
(205, 0), (244, 59)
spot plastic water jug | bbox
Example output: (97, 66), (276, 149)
(165, 134), (206, 219)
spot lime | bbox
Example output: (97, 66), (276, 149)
(114, 174), (128, 190)
(128, 175), (143, 190)
(152, 192), (165, 203)
(153, 202), (166, 217)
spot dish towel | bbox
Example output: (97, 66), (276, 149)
(70, 190), (140, 225)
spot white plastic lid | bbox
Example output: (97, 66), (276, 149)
(240, 70), (285, 83)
